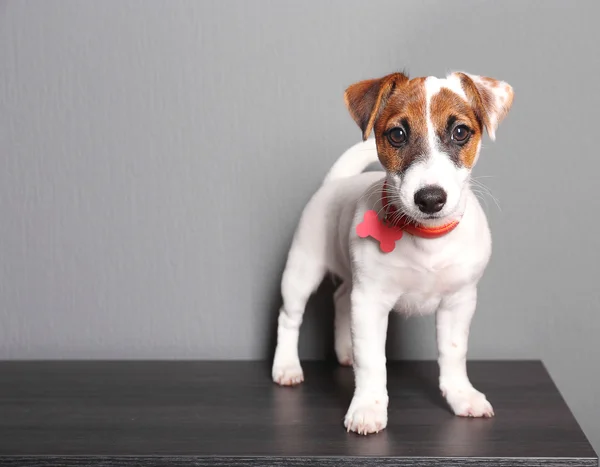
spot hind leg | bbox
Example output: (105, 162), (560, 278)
(272, 249), (325, 386)
(334, 283), (353, 366)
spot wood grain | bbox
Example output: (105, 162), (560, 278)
(0, 361), (595, 466)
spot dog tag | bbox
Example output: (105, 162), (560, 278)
(356, 210), (403, 253)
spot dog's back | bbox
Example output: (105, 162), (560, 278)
(288, 140), (384, 281)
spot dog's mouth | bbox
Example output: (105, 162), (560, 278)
(386, 198), (456, 227)
(384, 177), (463, 227)
(387, 201), (434, 224)
(409, 212), (448, 226)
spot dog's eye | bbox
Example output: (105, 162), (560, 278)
(387, 127), (407, 147)
(451, 125), (471, 143)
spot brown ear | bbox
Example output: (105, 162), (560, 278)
(454, 72), (514, 141)
(344, 72), (409, 140)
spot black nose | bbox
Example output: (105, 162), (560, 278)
(414, 186), (447, 214)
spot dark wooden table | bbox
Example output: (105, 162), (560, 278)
(0, 361), (595, 466)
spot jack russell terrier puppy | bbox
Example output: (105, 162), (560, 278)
(272, 71), (514, 435)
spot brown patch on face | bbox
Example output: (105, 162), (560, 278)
(372, 77), (429, 173)
(430, 88), (482, 168)
(456, 73), (493, 137)
(455, 72), (514, 139)
(344, 71), (512, 172)
(344, 72), (409, 141)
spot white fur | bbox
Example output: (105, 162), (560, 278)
(272, 76), (495, 435)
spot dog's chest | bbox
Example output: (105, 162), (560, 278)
(391, 262), (473, 314)
(371, 238), (484, 314)
(399, 258), (473, 291)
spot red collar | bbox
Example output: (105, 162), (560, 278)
(381, 181), (460, 239)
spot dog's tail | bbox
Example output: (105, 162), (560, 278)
(323, 138), (379, 184)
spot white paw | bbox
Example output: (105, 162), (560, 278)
(443, 386), (494, 418)
(272, 361), (304, 386)
(344, 396), (388, 435)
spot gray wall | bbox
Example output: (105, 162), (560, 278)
(1, 0), (599, 451)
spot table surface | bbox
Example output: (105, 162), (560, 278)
(0, 360), (596, 466)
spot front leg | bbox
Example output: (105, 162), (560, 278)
(436, 286), (494, 417)
(344, 285), (396, 435)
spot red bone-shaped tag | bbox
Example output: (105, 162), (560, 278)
(356, 210), (403, 253)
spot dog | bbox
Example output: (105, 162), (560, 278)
(272, 71), (513, 435)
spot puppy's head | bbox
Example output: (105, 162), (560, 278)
(345, 72), (513, 223)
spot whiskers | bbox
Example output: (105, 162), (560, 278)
(383, 198), (412, 226)
(355, 177), (422, 225)
(356, 178), (392, 211)
(470, 176), (501, 213)
(376, 183), (413, 225)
